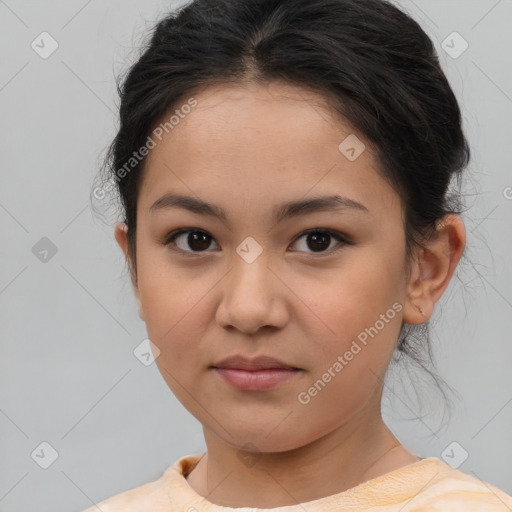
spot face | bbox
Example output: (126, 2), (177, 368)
(118, 81), (415, 452)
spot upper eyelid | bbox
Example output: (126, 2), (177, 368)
(165, 227), (350, 252)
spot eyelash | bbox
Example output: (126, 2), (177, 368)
(163, 228), (352, 258)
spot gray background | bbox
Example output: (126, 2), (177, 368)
(0, 1), (511, 511)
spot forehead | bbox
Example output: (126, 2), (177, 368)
(151, 81), (348, 159)
(138, 81), (399, 221)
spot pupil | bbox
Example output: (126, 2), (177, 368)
(308, 232), (329, 252)
(189, 232), (210, 251)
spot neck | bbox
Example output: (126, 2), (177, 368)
(186, 408), (419, 508)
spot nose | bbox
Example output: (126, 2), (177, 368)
(215, 252), (289, 335)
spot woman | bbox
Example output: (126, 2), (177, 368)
(85, 0), (512, 509)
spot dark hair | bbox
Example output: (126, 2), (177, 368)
(92, 0), (470, 420)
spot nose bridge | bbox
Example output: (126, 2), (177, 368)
(216, 242), (288, 333)
(229, 237), (275, 302)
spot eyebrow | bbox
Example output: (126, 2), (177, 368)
(149, 193), (369, 223)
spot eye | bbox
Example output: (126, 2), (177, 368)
(290, 229), (350, 255)
(165, 228), (219, 255)
(164, 228), (351, 257)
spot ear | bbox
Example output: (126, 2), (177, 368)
(402, 214), (466, 324)
(114, 222), (145, 322)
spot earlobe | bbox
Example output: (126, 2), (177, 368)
(402, 214), (466, 325)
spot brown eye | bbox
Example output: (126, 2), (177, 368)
(165, 229), (219, 254)
(164, 227), (350, 258)
(306, 232), (331, 252)
(290, 229), (349, 255)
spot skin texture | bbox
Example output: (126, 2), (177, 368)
(115, 81), (466, 508)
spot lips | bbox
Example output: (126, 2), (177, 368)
(211, 354), (300, 371)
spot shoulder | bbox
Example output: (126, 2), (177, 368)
(80, 470), (171, 512)
(406, 459), (512, 511)
(80, 455), (197, 512)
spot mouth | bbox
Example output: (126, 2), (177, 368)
(211, 354), (301, 372)
(211, 367), (301, 391)
(210, 355), (302, 391)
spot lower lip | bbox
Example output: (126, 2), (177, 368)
(212, 367), (300, 391)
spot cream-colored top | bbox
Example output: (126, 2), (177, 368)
(82, 452), (512, 511)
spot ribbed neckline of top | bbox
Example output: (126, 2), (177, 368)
(164, 452), (446, 511)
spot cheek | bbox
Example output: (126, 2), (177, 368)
(140, 285), (210, 359)
(294, 273), (403, 427)
(305, 252), (403, 327)
(299, 250), (405, 372)
(135, 251), (213, 357)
